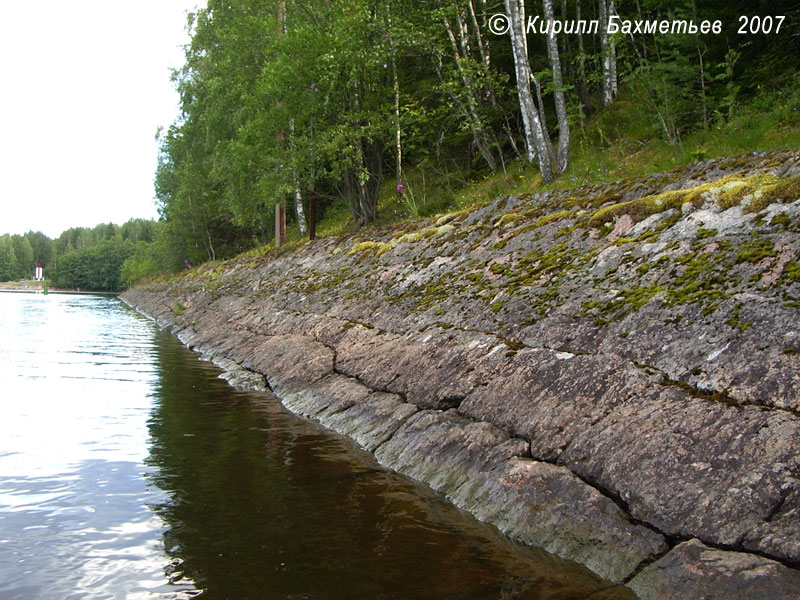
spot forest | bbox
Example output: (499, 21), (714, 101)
(0, 220), (158, 291)
(151, 0), (799, 268)
(2, 0), (798, 291)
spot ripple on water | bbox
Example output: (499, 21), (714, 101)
(0, 293), (634, 600)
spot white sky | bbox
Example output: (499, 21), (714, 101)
(0, 0), (198, 238)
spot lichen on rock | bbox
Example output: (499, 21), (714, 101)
(122, 150), (800, 598)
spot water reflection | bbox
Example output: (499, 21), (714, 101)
(0, 460), (178, 600)
(146, 331), (633, 600)
(0, 294), (193, 600)
(0, 293), (633, 599)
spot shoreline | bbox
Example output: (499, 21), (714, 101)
(0, 286), (118, 296)
(122, 151), (800, 599)
(121, 294), (661, 589)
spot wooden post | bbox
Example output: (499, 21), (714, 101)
(280, 204), (286, 245)
(275, 204), (281, 247)
(309, 190), (316, 241)
(275, 203), (286, 247)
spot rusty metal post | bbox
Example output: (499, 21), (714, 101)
(275, 203), (286, 247)
(309, 190), (316, 241)
(279, 204), (286, 245)
(274, 204), (281, 247)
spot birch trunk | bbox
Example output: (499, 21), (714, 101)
(289, 118), (308, 236)
(466, 0), (520, 160)
(599, 0), (618, 106)
(467, 0), (489, 68)
(279, 0), (307, 236)
(542, 0), (570, 174)
(609, 0), (619, 99)
(575, 0), (591, 112)
(293, 185), (307, 236)
(531, 73), (556, 167)
(443, 11), (497, 171)
(504, 0), (554, 182)
(388, 10), (402, 193)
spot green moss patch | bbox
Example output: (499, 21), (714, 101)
(697, 228), (718, 239)
(349, 240), (395, 257)
(783, 260), (800, 282)
(713, 173), (800, 212)
(587, 189), (690, 228)
(735, 238), (777, 264)
(749, 174), (800, 212)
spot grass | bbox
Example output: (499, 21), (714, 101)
(354, 79), (798, 240)
(452, 81), (800, 208)
(195, 77), (800, 261)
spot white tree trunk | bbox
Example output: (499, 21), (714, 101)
(599, 0), (618, 106)
(289, 118), (307, 236)
(388, 9), (402, 193)
(542, 0), (570, 174)
(443, 12), (497, 171)
(505, 0), (554, 182)
(575, 0), (591, 111)
(609, 0), (619, 99)
(467, 0), (489, 68)
(293, 185), (307, 236)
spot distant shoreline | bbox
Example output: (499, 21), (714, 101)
(0, 283), (118, 296)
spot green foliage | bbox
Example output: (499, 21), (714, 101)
(148, 0), (799, 270)
(120, 242), (161, 289)
(9, 0), (800, 287)
(0, 219), (173, 292)
(0, 236), (16, 281)
(52, 237), (134, 292)
(0, 230), (54, 281)
(11, 236), (34, 279)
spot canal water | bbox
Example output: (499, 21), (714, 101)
(0, 293), (632, 599)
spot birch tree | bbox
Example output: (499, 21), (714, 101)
(504, 0), (554, 182)
(441, 4), (499, 171)
(278, 1), (308, 236)
(599, 0), (618, 106)
(542, 0), (569, 174)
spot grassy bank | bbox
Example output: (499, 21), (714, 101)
(297, 80), (800, 244)
(125, 79), (800, 285)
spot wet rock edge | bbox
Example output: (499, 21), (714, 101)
(122, 151), (800, 598)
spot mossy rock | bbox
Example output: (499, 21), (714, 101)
(348, 240), (395, 258)
(782, 260), (800, 282)
(770, 213), (791, 228)
(398, 231), (424, 244)
(697, 228), (718, 239)
(735, 239), (777, 264)
(586, 189), (693, 229)
(749, 174), (800, 212)
(716, 174), (775, 210)
(435, 224), (456, 237)
(494, 212), (527, 228)
(712, 173), (800, 212)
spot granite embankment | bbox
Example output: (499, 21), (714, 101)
(123, 151), (800, 598)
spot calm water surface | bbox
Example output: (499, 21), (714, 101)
(0, 293), (632, 599)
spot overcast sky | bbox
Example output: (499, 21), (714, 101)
(0, 1), (198, 238)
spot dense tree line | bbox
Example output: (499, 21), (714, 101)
(0, 219), (162, 292)
(153, 0), (798, 266)
(5, 1), (796, 290)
